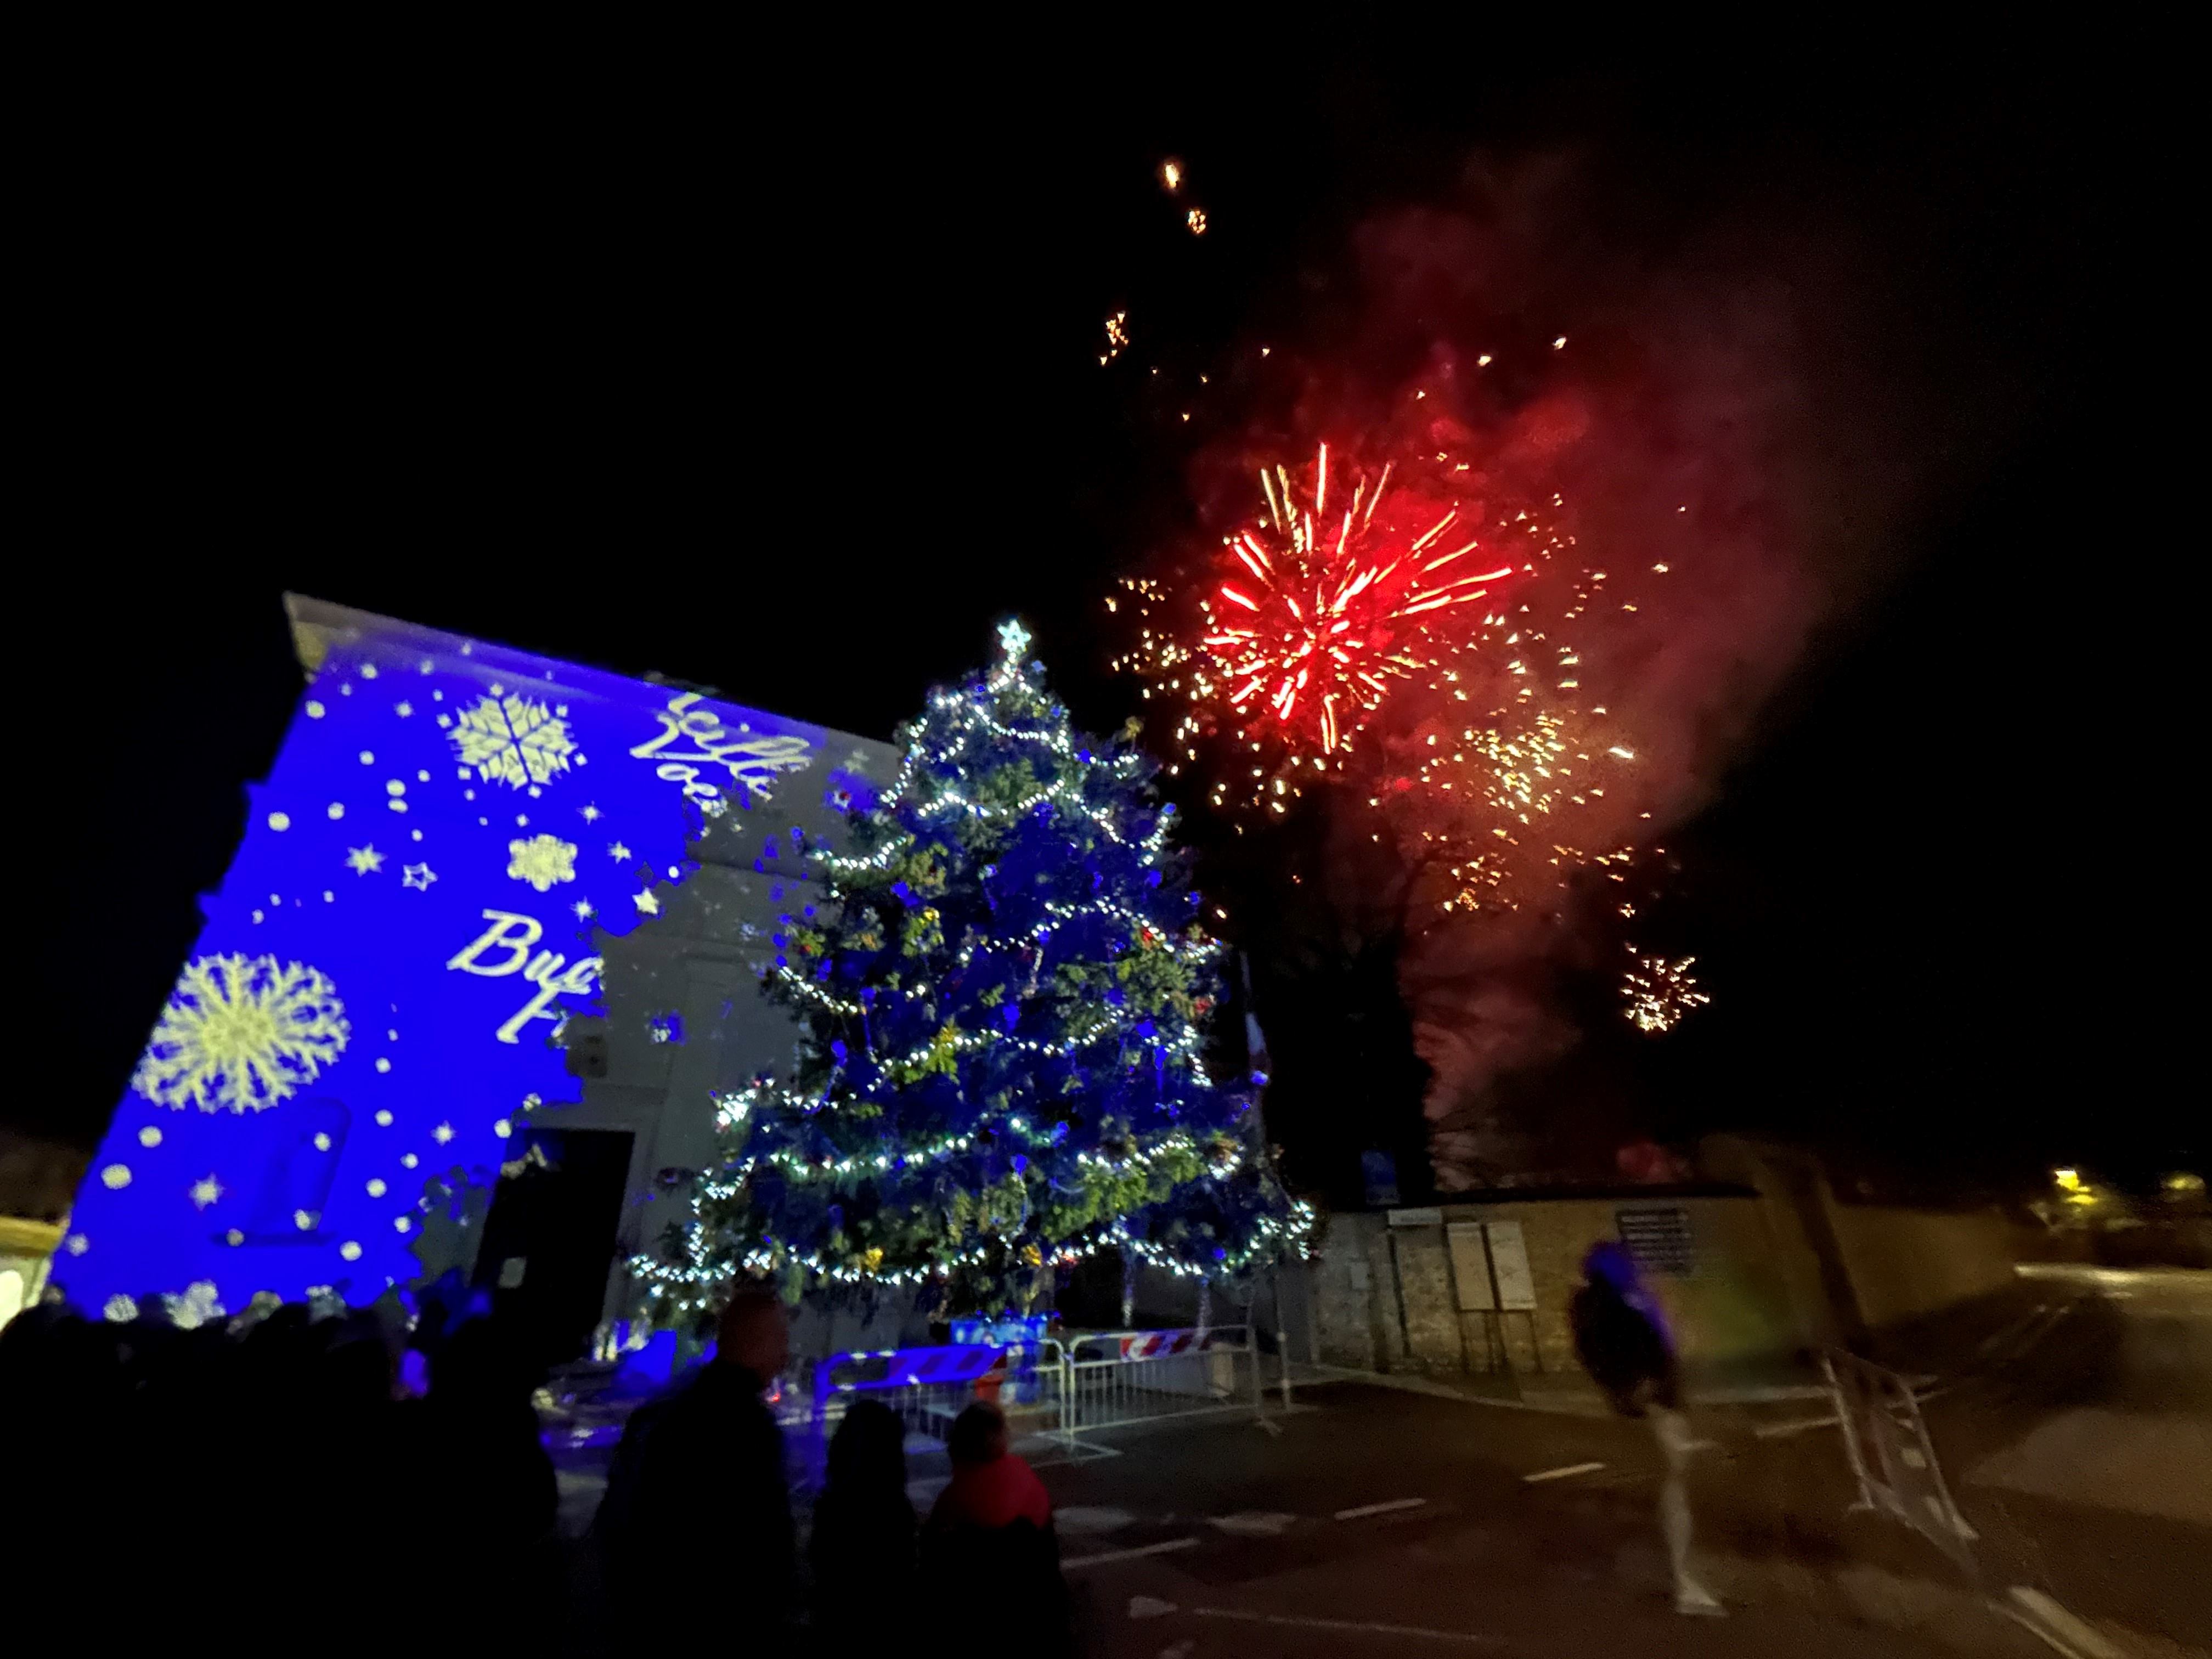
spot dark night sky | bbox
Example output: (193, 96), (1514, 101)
(18, 47), (2186, 1192)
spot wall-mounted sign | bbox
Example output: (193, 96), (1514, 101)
(1617, 1206), (1696, 1277)
(1362, 1151), (1401, 1207)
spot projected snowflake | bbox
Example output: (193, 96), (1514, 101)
(443, 692), (580, 789)
(506, 833), (579, 891)
(132, 953), (351, 1114)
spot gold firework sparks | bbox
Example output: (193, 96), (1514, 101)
(1621, 952), (1710, 1034)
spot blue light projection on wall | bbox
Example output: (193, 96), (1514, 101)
(55, 598), (878, 1322)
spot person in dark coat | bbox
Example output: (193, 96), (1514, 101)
(594, 1287), (795, 1629)
(1570, 1240), (1723, 1617)
(405, 1313), (561, 1644)
(808, 1398), (916, 1651)
(922, 1402), (1069, 1649)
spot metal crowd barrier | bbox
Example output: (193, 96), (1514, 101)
(1822, 1348), (1980, 1579)
(1057, 1325), (1265, 1438)
(791, 1326), (1277, 1487)
(801, 1342), (1006, 1488)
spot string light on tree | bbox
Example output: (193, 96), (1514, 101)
(633, 622), (1308, 1327)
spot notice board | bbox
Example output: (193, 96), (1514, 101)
(1447, 1222), (1495, 1310)
(1485, 1220), (1537, 1310)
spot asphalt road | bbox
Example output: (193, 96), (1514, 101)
(540, 1267), (2209, 1655)
(1017, 1383), (1973, 1658)
(1011, 1273), (2212, 1657)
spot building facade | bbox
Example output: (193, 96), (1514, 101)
(51, 596), (896, 1350)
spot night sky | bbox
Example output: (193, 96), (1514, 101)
(21, 49), (2185, 1197)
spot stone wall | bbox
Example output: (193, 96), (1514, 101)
(1310, 1173), (2042, 1389)
(1314, 1189), (1813, 1385)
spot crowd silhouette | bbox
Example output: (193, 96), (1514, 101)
(1, 1279), (1075, 1657)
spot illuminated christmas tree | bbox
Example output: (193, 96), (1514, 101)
(636, 622), (1309, 1323)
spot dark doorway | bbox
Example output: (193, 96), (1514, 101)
(472, 1127), (634, 1371)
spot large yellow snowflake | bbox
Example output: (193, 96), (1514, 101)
(132, 953), (350, 1114)
(506, 833), (579, 891)
(444, 691), (580, 789)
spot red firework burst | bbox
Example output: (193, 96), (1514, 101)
(1199, 443), (1515, 754)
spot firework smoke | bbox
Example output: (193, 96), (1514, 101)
(1126, 150), (1966, 1190)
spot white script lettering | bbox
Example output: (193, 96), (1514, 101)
(630, 692), (813, 803)
(446, 910), (602, 1043)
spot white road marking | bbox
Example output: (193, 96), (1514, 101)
(1209, 1511), (1299, 1537)
(1063, 1537), (1201, 1571)
(2006, 1586), (2127, 1659)
(1521, 1460), (1607, 1483)
(1754, 1413), (1841, 1440)
(1056, 1504), (1137, 1534)
(1195, 1607), (1495, 1644)
(1334, 1496), (1429, 1520)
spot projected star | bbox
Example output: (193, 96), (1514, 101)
(432, 1121), (455, 1144)
(579, 804), (601, 822)
(633, 889), (661, 916)
(395, 701), (414, 717)
(573, 900), (595, 919)
(345, 845), (385, 875)
(401, 863), (437, 890)
(188, 1175), (223, 1210)
(608, 840), (632, 862)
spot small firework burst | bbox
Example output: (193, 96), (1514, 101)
(1621, 952), (1710, 1034)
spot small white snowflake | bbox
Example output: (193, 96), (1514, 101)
(580, 804), (601, 822)
(345, 845), (385, 875)
(432, 1122), (455, 1144)
(573, 900), (595, 919)
(608, 840), (633, 862)
(189, 1175), (223, 1209)
(506, 833), (579, 892)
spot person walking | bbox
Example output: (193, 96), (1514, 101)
(1569, 1239), (1724, 1617)
(808, 1398), (917, 1652)
(594, 1286), (797, 1628)
(922, 1402), (1070, 1648)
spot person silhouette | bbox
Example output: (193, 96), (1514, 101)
(1570, 1239), (1724, 1617)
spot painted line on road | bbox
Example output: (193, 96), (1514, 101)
(1754, 1413), (1841, 1440)
(1062, 1537), (1200, 1571)
(1521, 1460), (1607, 1484)
(1334, 1497), (1429, 1520)
(2005, 1587), (2127, 1659)
(1195, 1607), (1496, 1644)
